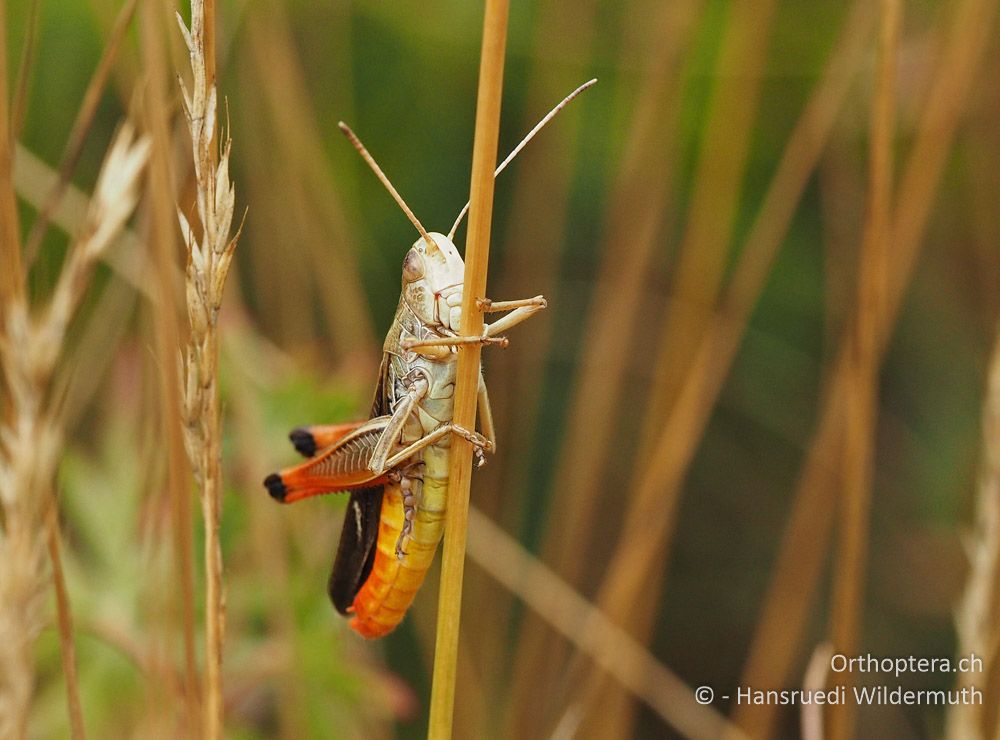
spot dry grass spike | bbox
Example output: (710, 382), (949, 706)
(175, 1), (242, 737)
(0, 122), (148, 739)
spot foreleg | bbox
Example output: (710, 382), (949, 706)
(480, 296), (547, 337)
(399, 296), (546, 351)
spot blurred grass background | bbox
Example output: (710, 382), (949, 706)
(4, 0), (1000, 737)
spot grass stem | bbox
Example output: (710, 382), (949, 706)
(139, 0), (200, 729)
(176, 1), (241, 736)
(0, 0), (25, 312)
(0, 122), (148, 740)
(46, 503), (86, 740)
(427, 1), (509, 736)
(565, 2), (874, 731)
(827, 1), (898, 737)
(734, 1), (998, 734)
(22, 0), (138, 266)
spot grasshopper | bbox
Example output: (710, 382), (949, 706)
(264, 80), (595, 638)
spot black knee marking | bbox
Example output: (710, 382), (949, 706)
(264, 473), (287, 502)
(289, 428), (317, 457)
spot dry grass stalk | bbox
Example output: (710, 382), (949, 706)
(826, 2), (898, 738)
(817, 137), (864, 368)
(0, 123), (148, 739)
(472, 0), (599, 551)
(46, 504), (86, 739)
(505, 2), (702, 733)
(22, 0), (138, 266)
(466, 506), (748, 740)
(561, 2), (873, 733)
(529, 0), (699, 588)
(175, 1), (241, 736)
(0, 1), (24, 319)
(12, 142), (148, 296)
(800, 643), (833, 740)
(139, 0), (200, 730)
(224, 331), (309, 740)
(560, 6), (781, 733)
(734, 0), (999, 735)
(11, 0), (40, 140)
(427, 1), (509, 736)
(473, 21), (603, 715)
(468, 0), (600, 514)
(638, 0), (779, 458)
(479, 57), (598, 740)
(949, 325), (1000, 739)
(239, 2), (376, 363)
(54, 278), (136, 431)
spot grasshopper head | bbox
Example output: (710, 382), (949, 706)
(401, 232), (465, 333)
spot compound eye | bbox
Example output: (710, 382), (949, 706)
(402, 249), (425, 282)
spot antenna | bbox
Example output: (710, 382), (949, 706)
(338, 122), (435, 247)
(447, 78), (598, 241)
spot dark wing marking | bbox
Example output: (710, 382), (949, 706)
(328, 354), (392, 614)
(328, 487), (384, 614)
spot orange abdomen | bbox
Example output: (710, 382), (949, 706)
(349, 463), (448, 637)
